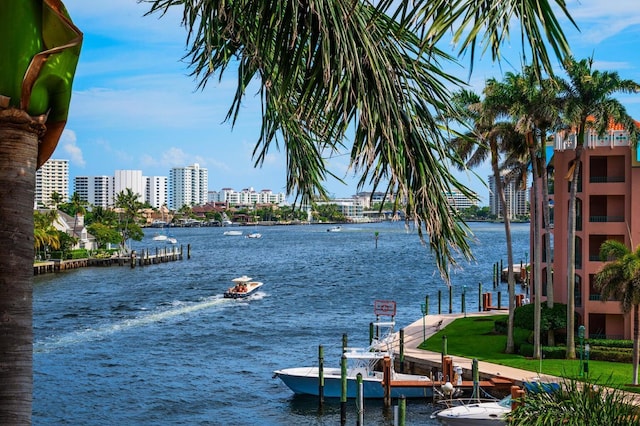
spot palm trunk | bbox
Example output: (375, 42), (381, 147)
(491, 147), (516, 353)
(540, 132), (555, 346)
(566, 147), (583, 360)
(633, 305), (639, 386)
(529, 134), (543, 359)
(0, 108), (45, 423)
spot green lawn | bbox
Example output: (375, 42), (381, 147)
(419, 315), (640, 393)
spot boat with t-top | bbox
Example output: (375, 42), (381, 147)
(224, 276), (264, 299)
(274, 301), (432, 398)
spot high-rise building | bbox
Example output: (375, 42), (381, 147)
(146, 176), (168, 209)
(488, 172), (528, 219)
(74, 175), (113, 208)
(444, 190), (479, 211)
(35, 159), (69, 208)
(169, 163), (208, 210)
(208, 187), (286, 206)
(74, 171), (167, 209)
(115, 170), (145, 202)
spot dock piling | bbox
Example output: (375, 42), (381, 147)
(318, 345), (324, 408)
(340, 354), (347, 425)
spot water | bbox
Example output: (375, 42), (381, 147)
(33, 221), (530, 425)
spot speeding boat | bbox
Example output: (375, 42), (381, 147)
(327, 226), (341, 232)
(223, 276), (263, 299)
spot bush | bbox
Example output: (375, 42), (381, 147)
(588, 339), (633, 349)
(68, 249), (89, 259)
(494, 319), (508, 334)
(519, 343), (566, 359)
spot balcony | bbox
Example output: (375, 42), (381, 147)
(589, 176), (625, 183)
(589, 215), (625, 223)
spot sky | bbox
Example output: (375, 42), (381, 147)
(57, 0), (640, 204)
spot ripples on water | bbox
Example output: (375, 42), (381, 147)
(33, 222), (529, 425)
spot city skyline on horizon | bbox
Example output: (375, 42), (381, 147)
(55, 1), (640, 204)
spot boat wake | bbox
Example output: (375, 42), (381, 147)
(35, 296), (234, 352)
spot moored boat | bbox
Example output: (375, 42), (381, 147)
(434, 396), (511, 426)
(274, 313), (433, 399)
(224, 276), (264, 299)
(273, 348), (432, 398)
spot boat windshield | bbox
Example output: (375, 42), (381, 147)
(498, 395), (512, 408)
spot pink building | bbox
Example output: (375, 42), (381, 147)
(544, 121), (640, 340)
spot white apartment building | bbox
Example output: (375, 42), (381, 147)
(74, 176), (113, 208)
(115, 170), (146, 202)
(445, 190), (479, 211)
(488, 172), (529, 219)
(316, 197), (365, 220)
(169, 163), (208, 210)
(146, 176), (167, 209)
(74, 172), (167, 209)
(208, 187), (286, 206)
(35, 159), (69, 208)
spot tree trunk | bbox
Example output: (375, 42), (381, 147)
(0, 108), (44, 424)
(633, 305), (639, 386)
(566, 148), (582, 360)
(539, 133), (555, 347)
(529, 135), (543, 359)
(491, 146), (516, 354)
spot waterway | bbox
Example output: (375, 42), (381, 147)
(33, 221), (530, 425)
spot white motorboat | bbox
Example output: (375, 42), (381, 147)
(246, 232), (262, 239)
(274, 320), (433, 399)
(223, 230), (243, 236)
(327, 226), (341, 232)
(223, 276), (263, 299)
(434, 396), (511, 426)
(166, 237), (177, 244)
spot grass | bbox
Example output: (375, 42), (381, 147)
(419, 315), (640, 393)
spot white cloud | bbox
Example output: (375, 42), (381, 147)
(566, 0), (640, 43)
(60, 129), (85, 168)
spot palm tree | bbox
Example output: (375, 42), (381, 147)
(2, 0), (576, 420)
(34, 210), (61, 255)
(0, 2), (82, 422)
(594, 240), (640, 385)
(489, 68), (563, 355)
(558, 57), (640, 359)
(49, 191), (64, 209)
(448, 88), (524, 354)
(145, 0), (575, 281)
(69, 192), (88, 239)
(114, 188), (144, 251)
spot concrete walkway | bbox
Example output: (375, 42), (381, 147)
(393, 312), (559, 387)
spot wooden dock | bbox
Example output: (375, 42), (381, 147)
(34, 245), (188, 275)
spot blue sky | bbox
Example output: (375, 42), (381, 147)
(58, 1), (640, 203)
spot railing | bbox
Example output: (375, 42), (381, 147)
(589, 176), (625, 183)
(589, 215), (624, 222)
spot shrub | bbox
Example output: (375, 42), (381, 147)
(588, 339), (633, 349)
(494, 319), (508, 334)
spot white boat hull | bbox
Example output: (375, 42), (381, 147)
(274, 366), (433, 399)
(224, 281), (263, 299)
(435, 398), (510, 426)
